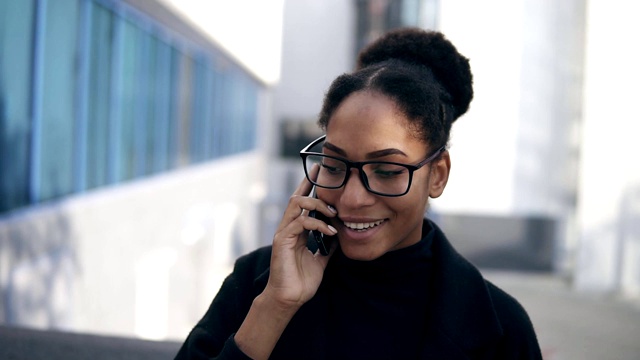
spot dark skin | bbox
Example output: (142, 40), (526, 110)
(234, 90), (451, 359)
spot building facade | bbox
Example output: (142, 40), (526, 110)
(0, 0), (276, 340)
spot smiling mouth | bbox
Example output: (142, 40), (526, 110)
(343, 219), (385, 232)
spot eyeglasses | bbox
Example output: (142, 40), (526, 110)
(299, 135), (445, 197)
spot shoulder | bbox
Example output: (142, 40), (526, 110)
(233, 245), (272, 278)
(484, 280), (542, 358)
(426, 219), (541, 357)
(485, 280), (537, 335)
(222, 245), (273, 296)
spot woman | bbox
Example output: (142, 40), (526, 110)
(176, 28), (542, 360)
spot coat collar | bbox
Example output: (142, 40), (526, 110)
(423, 219), (503, 357)
(253, 219), (503, 359)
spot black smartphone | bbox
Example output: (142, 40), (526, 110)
(308, 186), (335, 256)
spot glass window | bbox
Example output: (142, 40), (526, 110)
(86, 3), (114, 190)
(144, 36), (159, 175)
(227, 70), (248, 155)
(117, 20), (143, 181)
(210, 61), (226, 159)
(149, 39), (173, 173)
(218, 67), (232, 156)
(190, 57), (212, 164)
(176, 52), (194, 167)
(38, 0), (80, 202)
(0, 0), (263, 213)
(242, 80), (258, 152)
(0, 0), (35, 213)
(201, 61), (215, 160)
(167, 47), (181, 169)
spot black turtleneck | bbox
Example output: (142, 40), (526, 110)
(325, 222), (435, 359)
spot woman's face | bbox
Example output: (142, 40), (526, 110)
(318, 90), (450, 261)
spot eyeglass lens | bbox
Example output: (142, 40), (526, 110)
(304, 155), (411, 196)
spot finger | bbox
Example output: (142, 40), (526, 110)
(276, 206), (338, 247)
(277, 194), (337, 235)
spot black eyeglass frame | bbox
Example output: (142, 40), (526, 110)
(299, 135), (446, 197)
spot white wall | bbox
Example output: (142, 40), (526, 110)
(439, 0), (640, 297)
(273, 0), (354, 123)
(0, 152), (267, 340)
(574, 1), (640, 297)
(155, 0), (285, 85)
(435, 0), (525, 215)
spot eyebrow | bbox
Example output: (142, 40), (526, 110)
(323, 141), (408, 159)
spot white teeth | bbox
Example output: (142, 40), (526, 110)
(344, 220), (384, 231)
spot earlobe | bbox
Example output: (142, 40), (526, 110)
(429, 151), (451, 198)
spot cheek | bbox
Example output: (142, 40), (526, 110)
(404, 176), (431, 211)
(316, 188), (338, 205)
(410, 171), (431, 197)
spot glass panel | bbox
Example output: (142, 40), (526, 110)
(176, 52), (194, 167)
(189, 58), (202, 163)
(0, 0), (35, 212)
(210, 62), (225, 158)
(117, 20), (141, 181)
(144, 36), (159, 175)
(226, 70), (240, 155)
(200, 60), (214, 161)
(244, 81), (258, 152)
(38, 0), (80, 201)
(167, 47), (181, 168)
(151, 39), (172, 173)
(86, 4), (113, 190)
(190, 58), (209, 163)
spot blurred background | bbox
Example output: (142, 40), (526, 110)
(0, 0), (639, 358)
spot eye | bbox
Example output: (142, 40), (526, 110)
(370, 163), (407, 179)
(322, 163), (343, 174)
(320, 158), (346, 175)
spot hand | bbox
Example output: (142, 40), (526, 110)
(234, 170), (338, 360)
(263, 170), (338, 309)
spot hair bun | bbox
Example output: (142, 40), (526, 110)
(357, 28), (473, 119)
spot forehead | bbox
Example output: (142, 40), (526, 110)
(325, 91), (426, 157)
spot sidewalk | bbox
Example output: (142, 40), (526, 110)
(484, 270), (640, 360)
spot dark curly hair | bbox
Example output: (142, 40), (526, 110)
(318, 28), (473, 150)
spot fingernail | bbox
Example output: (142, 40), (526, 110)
(327, 205), (337, 213)
(328, 225), (338, 234)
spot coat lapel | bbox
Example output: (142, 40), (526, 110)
(251, 219), (504, 359)
(422, 220), (504, 357)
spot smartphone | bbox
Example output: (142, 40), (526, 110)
(308, 186), (336, 256)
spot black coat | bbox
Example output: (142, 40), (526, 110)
(176, 219), (542, 359)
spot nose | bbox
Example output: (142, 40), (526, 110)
(339, 168), (376, 209)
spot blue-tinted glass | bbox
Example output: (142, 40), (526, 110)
(243, 81), (258, 151)
(176, 52), (194, 167)
(0, 0), (35, 213)
(190, 58), (210, 163)
(200, 60), (214, 161)
(167, 47), (181, 168)
(86, 4), (113, 190)
(228, 70), (242, 154)
(151, 39), (172, 173)
(38, 0), (80, 202)
(217, 68), (231, 156)
(144, 36), (159, 175)
(210, 62), (225, 158)
(117, 20), (141, 181)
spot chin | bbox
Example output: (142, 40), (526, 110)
(339, 243), (386, 261)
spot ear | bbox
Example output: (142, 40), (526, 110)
(428, 150), (451, 198)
